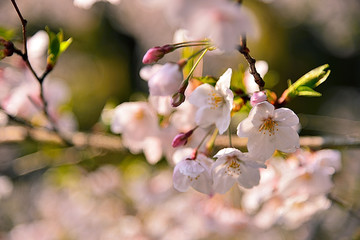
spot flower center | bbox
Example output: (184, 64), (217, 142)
(224, 156), (241, 177)
(208, 90), (224, 109)
(259, 117), (278, 136)
(134, 109), (144, 120)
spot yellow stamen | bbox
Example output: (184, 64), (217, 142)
(259, 117), (278, 136)
(224, 156), (241, 176)
(134, 109), (144, 120)
(207, 90), (224, 109)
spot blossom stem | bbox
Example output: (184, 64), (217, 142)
(237, 35), (265, 90)
(173, 47), (209, 105)
(206, 128), (219, 153)
(173, 40), (211, 47)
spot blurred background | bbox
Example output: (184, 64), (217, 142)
(0, 0), (359, 239)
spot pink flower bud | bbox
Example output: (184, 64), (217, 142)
(142, 45), (174, 64)
(172, 129), (194, 148)
(250, 91), (267, 107)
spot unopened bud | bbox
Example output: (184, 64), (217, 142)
(250, 91), (267, 107)
(142, 44), (175, 64)
(172, 129), (194, 148)
(171, 91), (185, 107)
(0, 39), (14, 59)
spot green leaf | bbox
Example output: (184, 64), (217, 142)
(296, 86), (322, 97)
(286, 64), (330, 98)
(292, 64), (330, 89)
(0, 27), (14, 40)
(194, 76), (218, 86)
(60, 38), (73, 53)
(45, 26), (72, 68)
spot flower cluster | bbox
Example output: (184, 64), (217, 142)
(242, 149), (341, 229)
(111, 24), (302, 195)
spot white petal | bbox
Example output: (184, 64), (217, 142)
(178, 160), (205, 178)
(249, 102), (275, 126)
(274, 108), (299, 127)
(215, 68), (232, 94)
(191, 171), (213, 195)
(143, 137), (163, 164)
(214, 148), (239, 159)
(236, 164), (261, 189)
(188, 84), (215, 108)
(173, 164), (191, 192)
(139, 64), (162, 81)
(275, 127), (300, 153)
(195, 106), (221, 128)
(247, 133), (276, 161)
(216, 106), (231, 134)
(212, 161), (237, 194)
(237, 117), (256, 137)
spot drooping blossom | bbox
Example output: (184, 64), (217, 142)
(188, 68), (233, 134)
(166, 0), (259, 52)
(141, 63), (184, 96)
(173, 150), (214, 195)
(237, 101), (300, 160)
(211, 148), (266, 194)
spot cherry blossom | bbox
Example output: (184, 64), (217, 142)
(237, 101), (300, 160)
(173, 152), (214, 195)
(73, 0), (120, 9)
(166, 0), (259, 52)
(145, 63), (184, 97)
(211, 148), (266, 194)
(111, 101), (163, 164)
(188, 68), (233, 134)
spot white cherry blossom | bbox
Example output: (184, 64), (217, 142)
(173, 153), (214, 195)
(211, 148), (266, 194)
(166, 0), (259, 52)
(188, 68), (233, 134)
(144, 63), (184, 96)
(111, 101), (163, 164)
(237, 101), (300, 161)
(73, 0), (120, 9)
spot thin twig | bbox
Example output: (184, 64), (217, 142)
(1, 126), (360, 151)
(328, 194), (360, 221)
(9, 0), (64, 142)
(237, 35), (265, 90)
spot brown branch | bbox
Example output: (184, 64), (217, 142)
(237, 35), (265, 90)
(0, 126), (359, 151)
(10, 0), (61, 141)
(0, 126), (123, 151)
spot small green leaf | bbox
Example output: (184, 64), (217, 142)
(60, 38), (73, 53)
(194, 76), (218, 86)
(296, 86), (322, 97)
(292, 64), (330, 89)
(286, 64), (330, 99)
(45, 26), (72, 68)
